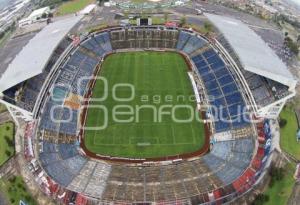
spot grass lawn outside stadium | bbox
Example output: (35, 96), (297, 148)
(56, 0), (95, 16)
(280, 107), (300, 160)
(0, 176), (37, 205)
(0, 122), (14, 166)
(83, 51), (206, 158)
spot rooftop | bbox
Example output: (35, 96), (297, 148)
(28, 6), (50, 18)
(0, 15), (83, 93)
(205, 13), (297, 90)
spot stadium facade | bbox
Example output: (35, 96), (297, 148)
(205, 14), (296, 119)
(0, 13), (296, 204)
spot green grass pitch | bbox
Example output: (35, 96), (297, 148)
(84, 51), (205, 158)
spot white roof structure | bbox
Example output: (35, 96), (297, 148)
(0, 15), (83, 93)
(205, 13), (297, 90)
(28, 7), (50, 19)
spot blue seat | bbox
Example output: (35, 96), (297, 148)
(202, 73), (215, 82)
(211, 97), (226, 107)
(215, 121), (231, 132)
(227, 103), (243, 117)
(59, 144), (78, 159)
(195, 60), (208, 69)
(192, 55), (203, 62)
(176, 31), (191, 50)
(222, 83), (238, 94)
(214, 67), (228, 78)
(208, 88), (223, 99)
(40, 152), (60, 166)
(45, 161), (74, 187)
(218, 74), (234, 85)
(206, 55), (220, 65)
(197, 65), (210, 75)
(202, 48), (216, 59)
(225, 92), (243, 105)
(211, 60), (225, 70)
(204, 79), (218, 91)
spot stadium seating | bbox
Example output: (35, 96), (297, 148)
(39, 140), (87, 187)
(94, 32), (112, 52)
(110, 28), (179, 49)
(35, 27), (262, 204)
(58, 143), (79, 159)
(217, 34), (291, 108)
(191, 48), (250, 132)
(182, 35), (207, 54)
(176, 31), (192, 50)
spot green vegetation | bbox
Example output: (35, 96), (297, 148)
(84, 52), (205, 158)
(186, 21), (215, 35)
(0, 30), (12, 48)
(152, 16), (166, 25)
(87, 24), (108, 33)
(179, 15), (187, 27)
(164, 12), (169, 22)
(284, 36), (299, 55)
(203, 21), (214, 33)
(56, 0), (95, 16)
(279, 107), (300, 160)
(0, 104), (7, 113)
(39, 0), (66, 8)
(0, 21), (16, 48)
(0, 176), (37, 205)
(262, 163), (295, 205)
(252, 193), (270, 205)
(0, 122), (14, 166)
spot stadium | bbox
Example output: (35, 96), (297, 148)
(0, 12), (297, 205)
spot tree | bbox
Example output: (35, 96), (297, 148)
(41, 13), (47, 19)
(279, 118), (287, 128)
(269, 165), (284, 187)
(164, 12), (169, 22)
(5, 150), (11, 157)
(252, 193), (269, 205)
(179, 16), (186, 27)
(285, 31), (289, 37)
(9, 176), (16, 183)
(204, 21), (213, 33)
(269, 166), (284, 181)
(97, 0), (109, 6)
(285, 36), (299, 55)
(4, 136), (14, 147)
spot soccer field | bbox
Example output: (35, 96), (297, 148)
(84, 52), (205, 158)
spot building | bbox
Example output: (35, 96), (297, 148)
(0, 15), (82, 123)
(18, 6), (50, 27)
(205, 13), (297, 118)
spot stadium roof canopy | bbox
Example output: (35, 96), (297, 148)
(205, 13), (297, 90)
(0, 15), (82, 93)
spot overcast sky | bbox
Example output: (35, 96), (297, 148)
(289, 0), (300, 5)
